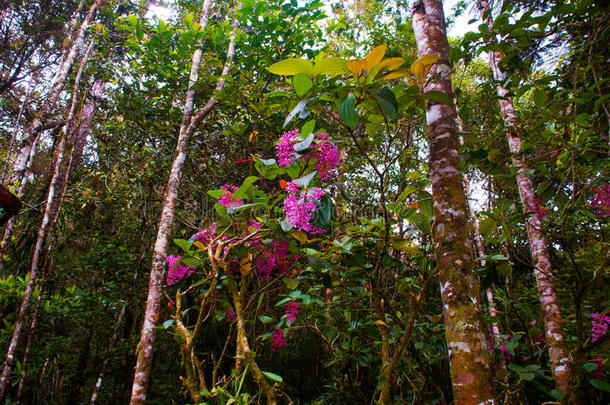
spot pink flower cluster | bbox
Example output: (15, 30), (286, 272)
(284, 181), (325, 234)
(225, 307), (237, 321)
(285, 301), (300, 324)
(591, 312), (609, 342)
(271, 328), (287, 352)
(193, 222), (231, 260)
(251, 239), (299, 280)
(219, 184), (243, 209)
(166, 255), (195, 285)
(313, 132), (340, 180)
(276, 129), (341, 181)
(591, 184), (610, 217)
(277, 129), (300, 166)
(591, 356), (604, 379)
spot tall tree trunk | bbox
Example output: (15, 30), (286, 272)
(0, 32), (98, 399)
(476, 0), (571, 392)
(411, 1), (496, 403)
(15, 279), (43, 405)
(9, 0), (104, 188)
(129, 1), (239, 402)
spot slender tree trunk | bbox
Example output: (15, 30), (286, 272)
(15, 280), (43, 404)
(476, 0), (571, 392)
(129, 1), (239, 402)
(0, 31), (98, 399)
(411, 1), (496, 403)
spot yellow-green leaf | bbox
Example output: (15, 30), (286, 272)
(380, 68), (409, 80)
(377, 57), (405, 73)
(410, 54), (440, 82)
(346, 59), (367, 77)
(292, 73), (312, 97)
(290, 230), (308, 243)
(365, 44), (387, 73)
(313, 57), (347, 76)
(268, 58), (314, 77)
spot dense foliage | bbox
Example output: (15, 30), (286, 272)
(0, 0), (608, 404)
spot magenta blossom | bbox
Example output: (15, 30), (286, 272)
(219, 184), (243, 209)
(271, 328), (287, 352)
(225, 307), (236, 321)
(284, 181), (325, 234)
(591, 184), (610, 217)
(166, 255), (194, 285)
(276, 129), (300, 166)
(285, 301), (300, 324)
(592, 312), (609, 342)
(313, 132), (340, 180)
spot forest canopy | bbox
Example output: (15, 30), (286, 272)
(0, 0), (608, 404)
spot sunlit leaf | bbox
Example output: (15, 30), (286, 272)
(292, 73), (313, 97)
(313, 57), (347, 76)
(410, 54), (440, 82)
(268, 58), (314, 77)
(365, 44), (387, 73)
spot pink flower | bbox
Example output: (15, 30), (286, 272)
(592, 312), (610, 342)
(225, 307), (236, 321)
(591, 184), (610, 217)
(285, 301), (300, 324)
(272, 241), (298, 275)
(193, 223), (217, 243)
(166, 255), (194, 285)
(313, 132), (340, 180)
(276, 129), (300, 166)
(219, 184), (243, 209)
(271, 328), (287, 352)
(283, 181), (325, 234)
(255, 253), (275, 280)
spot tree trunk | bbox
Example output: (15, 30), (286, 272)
(476, 0), (571, 392)
(15, 281), (43, 404)
(129, 1), (240, 402)
(0, 28), (99, 399)
(411, 1), (496, 403)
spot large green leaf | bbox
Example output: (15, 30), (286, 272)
(268, 58), (314, 77)
(376, 87), (397, 119)
(340, 93), (358, 129)
(292, 73), (313, 97)
(313, 57), (346, 76)
(423, 90), (453, 105)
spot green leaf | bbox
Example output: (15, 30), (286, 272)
(268, 58), (314, 77)
(173, 239), (192, 253)
(340, 94), (358, 129)
(301, 120), (315, 137)
(397, 185), (417, 202)
(208, 189), (226, 199)
(283, 278), (300, 290)
(376, 87), (397, 119)
(233, 176), (259, 200)
(163, 319), (175, 329)
(583, 362), (599, 373)
(313, 57), (346, 76)
(590, 378), (610, 392)
(258, 315), (273, 324)
(262, 371), (283, 383)
(292, 73), (313, 97)
(280, 219), (293, 232)
(423, 90), (453, 105)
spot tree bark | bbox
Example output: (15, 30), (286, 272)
(476, 0), (571, 392)
(411, 1), (496, 403)
(0, 30), (98, 399)
(15, 280), (43, 404)
(129, 2), (239, 402)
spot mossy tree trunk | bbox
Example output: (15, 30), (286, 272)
(411, 1), (496, 403)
